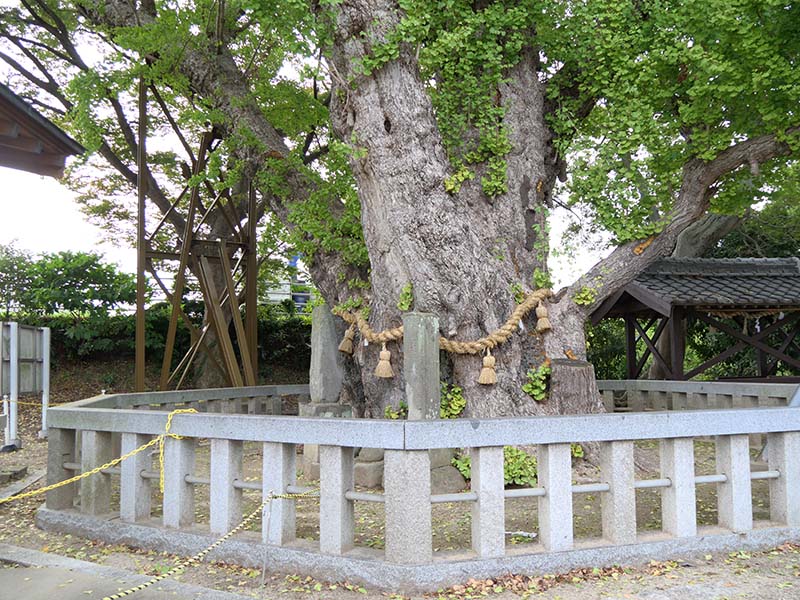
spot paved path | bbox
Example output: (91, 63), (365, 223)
(0, 544), (250, 600)
(0, 565), (197, 599)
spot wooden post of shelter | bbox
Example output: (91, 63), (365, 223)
(668, 307), (686, 380)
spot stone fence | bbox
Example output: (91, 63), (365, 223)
(86, 383), (311, 415)
(598, 379), (800, 412)
(37, 383), (800, 591)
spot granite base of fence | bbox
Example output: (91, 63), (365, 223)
(38, 382), (800, 592)
(35, 507), (800, 592)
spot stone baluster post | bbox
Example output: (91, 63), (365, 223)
(120, 433), (152, 522)
(80, 430), (112, 515)
(660, 438), (696, 537)
(715, 434), (752, 532)
(537, 443), (573, 551)
(320, 445), (355, 554)
(263, 442), (296, 545)
(385, 449), (432, 563)
(46, 427), (76, 510)
(162, 436), (196, 528)
(767, 431), (800, 526)
(210, 439), (243, 534)
(470, 446), (505, 558)
(600, 441), (636, 544)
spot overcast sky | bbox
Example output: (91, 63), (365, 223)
(0, 165), (135, 271)
(0, 160), (603, 287)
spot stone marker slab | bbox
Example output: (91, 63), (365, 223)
(403, 313), (440, 421)
(309, 305), (344, 404)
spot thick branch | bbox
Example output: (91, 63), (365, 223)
(0, 49), (51, 90)
(7, 34), (73, 64)
(565, 128), (798, 312)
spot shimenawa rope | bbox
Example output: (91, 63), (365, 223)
(334, 288), (553, 384)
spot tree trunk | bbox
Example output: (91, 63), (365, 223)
(320, 7), (601, 417)
(547, 359), (604, 415)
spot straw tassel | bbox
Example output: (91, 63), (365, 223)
(374, 343), (394, 378)
(535, 302), (551, 333)
(338, 324), (356, 354)
(478, 349), (497, 385)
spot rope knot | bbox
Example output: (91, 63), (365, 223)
(159, 408), (199, 492)
(478, 348), (497, 385)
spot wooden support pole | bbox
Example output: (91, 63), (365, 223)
(159, 132), (212, 390)
(199, 256), (244, 387)
(219, 241), (256, 386)
(147, 263), (230, 386)
(246, 184), (258, 379)
(135, 77), (147, 392)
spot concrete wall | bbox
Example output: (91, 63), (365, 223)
(597, 379), (798, 412)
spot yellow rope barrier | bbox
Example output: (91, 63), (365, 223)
(158, 408), (198, 492)
(0, 408), (198, 506)
(102, 488), (320, 600)
(2, 399), (48, 407)
(0, 437), (160, 506)
(0, 399), (320, 600)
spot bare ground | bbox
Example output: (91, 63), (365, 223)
(1, 359), (799, 599)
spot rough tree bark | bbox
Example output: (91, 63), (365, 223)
(324, 8), (562, 416)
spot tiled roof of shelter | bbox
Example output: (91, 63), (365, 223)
(0, 82), (84, 177)
(633, 257), (800, 307)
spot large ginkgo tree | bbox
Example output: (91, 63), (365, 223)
(1, 0), (797, 416)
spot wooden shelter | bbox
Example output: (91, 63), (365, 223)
(591, 258), (800, 381)
(0, 82), (83, 177)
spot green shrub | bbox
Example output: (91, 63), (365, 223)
(440, 382), (466, 418)
(254, 303), (311, 373)
(521, 362), (551, 401)
(15, 300), (312, 376)
(384, 401), (408, 420)
(452, 446), (537, 487)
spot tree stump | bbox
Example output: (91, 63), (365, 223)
(546, 359), (605, 416)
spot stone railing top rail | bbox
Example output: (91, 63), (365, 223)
(597, 379), (799, 397)
(78, 384), (311, 409)
(48, 398), (800, 449)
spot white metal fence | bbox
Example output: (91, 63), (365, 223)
(1, 322), (50, 449)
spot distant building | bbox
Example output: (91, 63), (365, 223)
(264, 255), (312, 310)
